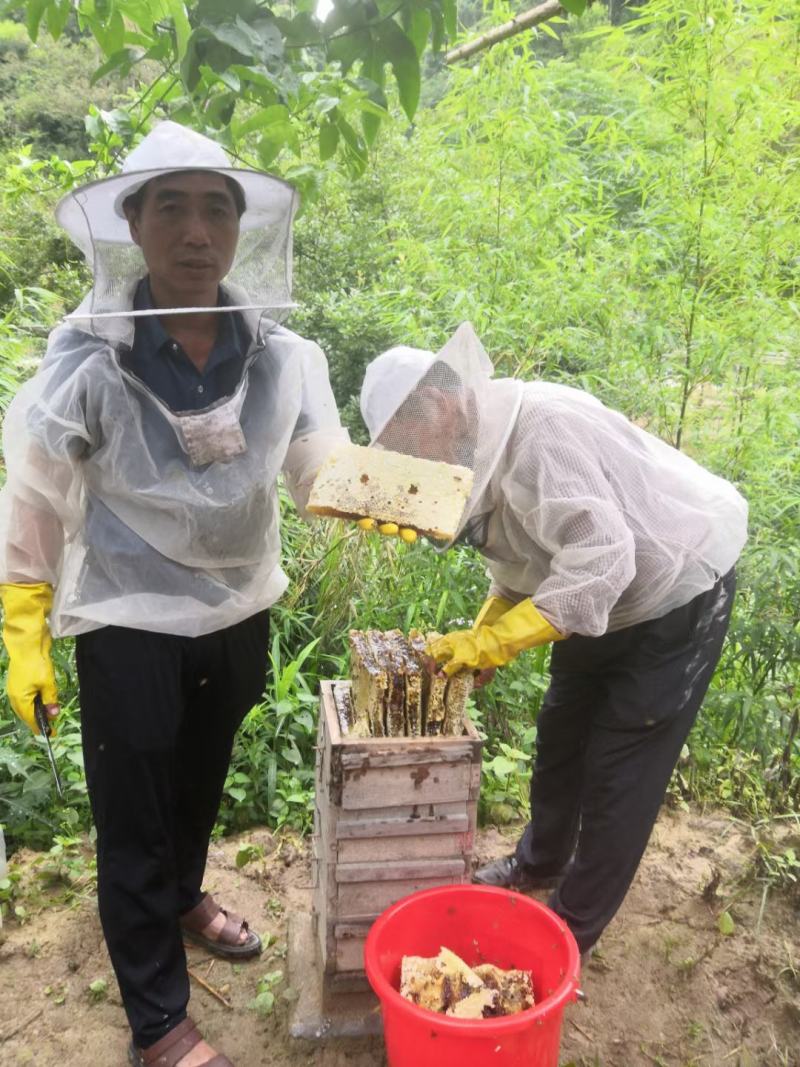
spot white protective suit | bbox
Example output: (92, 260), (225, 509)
(0, 122), (347, 637)
(361, 323), (748, 637)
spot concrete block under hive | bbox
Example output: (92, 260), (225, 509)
(311, 679), (483, 995)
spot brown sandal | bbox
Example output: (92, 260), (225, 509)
(180, 893), (262, 959)
(127, 1016), (233, 1066)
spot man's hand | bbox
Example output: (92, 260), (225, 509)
(355, 517), (418, 544)
(427, 598), (565, 676)
(0, 582), (60, 735)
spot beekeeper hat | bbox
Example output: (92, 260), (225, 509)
(54, 121), (299, 330)
(56, 121), (297, 253)
(361, 323), (524, 544)
(360, 323), (497, 442)
(360, 345), (436, 439)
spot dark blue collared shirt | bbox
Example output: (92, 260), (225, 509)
(120, 278), (252, 411)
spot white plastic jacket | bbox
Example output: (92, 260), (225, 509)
(361, 325), (748, 638)
(0, 298), (347, 637)
(476, 381), (747, 635)
(0, 122), (349, 637)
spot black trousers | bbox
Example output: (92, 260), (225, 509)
(516, 571), (735, 954)
(75, 610), (270, 1049)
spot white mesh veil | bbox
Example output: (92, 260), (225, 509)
(0, 120), (350, 638)
(361, 322), (524, 544)
(54, 121), (298, 330)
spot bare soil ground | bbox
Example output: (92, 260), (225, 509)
(1, 808), (798, 1067)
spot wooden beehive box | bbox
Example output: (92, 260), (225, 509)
(312, 680), (483, 992)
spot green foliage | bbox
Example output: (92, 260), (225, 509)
(248, 968), (284, 1017)
(87, 977), (109, 1003)
(5, 0), (458, 181)
(753, 837), (800, 895)
(0, 29), (122, 157)
(0, 0), (798, 873)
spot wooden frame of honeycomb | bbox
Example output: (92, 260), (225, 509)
(347, 629), (474, 738)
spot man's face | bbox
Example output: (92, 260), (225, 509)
(126, 171), (240, 302)
(380, 385), (477, 467)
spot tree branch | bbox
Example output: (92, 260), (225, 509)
(445, 0), (565, 65)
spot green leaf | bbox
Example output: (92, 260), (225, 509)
(166, 0), (193, 59)
(376, 21), (420, 122)
(405, 7), (432, 59)
(205, 19), (262, 60)
(717, 910), (735, 936)
(195, 0), (262, 21)
(319, 121), (339, 162)
(46, 0), (71, 39)
(336, 114), (368, 176)
(236, 104), (291, 138)
(235, 844), (262, 868)
(204, 91), (237, 127)
(443, 0), (457, 42)
(266, 753), (277, 810)
(281, 744), (302, 766)
(256, 137), (281, 168)
(430, 8), (444, 52)
(90, 7), (126, 56)
(91, 48), (144, 86)
(248, 989), (275, 1015)
(361, 106), (380, 147)
(328, 28), (370, 75)
(26, 0), (48, 42)
(227, 786), (247, 802)
(233, 63), (280, 93)
(559, 0), (588, 14)
(295, 709), (315, 733)
(279, 11), (323, 48)
(218, 69), (241, 92)
(485, 755), (518, 778)
(359, 46), (386, 147)
(98, 108), (134, 137)
(253, 16), (284, 60)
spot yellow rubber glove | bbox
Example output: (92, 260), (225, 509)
(0, 582), (59, 734)
(472, 595), (514, 630)
(356, 517), (418, 544)
(428, 598), (565, 676)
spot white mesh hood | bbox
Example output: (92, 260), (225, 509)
(55, 121), (298, 327)
(361, 323), (524, 543)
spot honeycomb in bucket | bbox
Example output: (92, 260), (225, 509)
(400, 946), (535, 1018)
(344, 629), (474, 738)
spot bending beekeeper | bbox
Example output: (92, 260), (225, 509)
(360, 322), (747, 959)
(0, 122), (346, 1067)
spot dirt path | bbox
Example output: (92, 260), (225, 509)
(0, 809), (797, 1066)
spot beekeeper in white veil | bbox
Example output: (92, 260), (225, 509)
(361, 321), (747, 960)
(0, 122), (347, 1067)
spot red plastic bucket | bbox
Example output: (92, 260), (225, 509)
(364, 884), (580, 1067)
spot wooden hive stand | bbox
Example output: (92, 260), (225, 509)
(287, 679), (483, 1040)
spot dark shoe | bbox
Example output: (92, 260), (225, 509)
(180, 892), (262, 960)
(473, 855), (565, 891)
(128, 1017), (234, 1066)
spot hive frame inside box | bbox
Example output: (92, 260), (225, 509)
(288, 679), (483, 1040)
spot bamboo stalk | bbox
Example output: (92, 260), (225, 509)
(445, 1), (564, 65)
